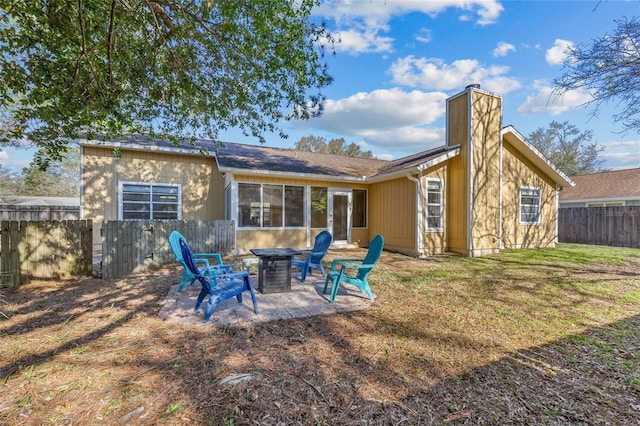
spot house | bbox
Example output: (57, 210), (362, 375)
(559, 168), (640, 208)
(79, 85), (573, 257)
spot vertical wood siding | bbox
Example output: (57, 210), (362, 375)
(501, 141), (558, 249)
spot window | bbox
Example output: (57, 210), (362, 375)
(520, 187), (541, 224)
(263, 184), (283, 227)
(310, 187), (327, 228)
(238, 183), (304, 228)
(239, 183), (261, 226)
(120, 182), (180, 220)
(352, 189), (367, 228)
(426, 179), (443, 231)
(285, 186), (304, 226)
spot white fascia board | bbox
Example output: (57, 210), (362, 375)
(219, 166), (368, 183)
(77, 138), (214, 157)
(501, 126), (575, 188)
(417, 146), (461, 172)
(366, 147), (461, 183)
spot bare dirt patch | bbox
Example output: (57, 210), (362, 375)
(1, 245), (639, 425)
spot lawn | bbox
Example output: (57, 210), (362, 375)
(1, 243), (639, 425)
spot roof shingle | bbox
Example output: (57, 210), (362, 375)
(559, 168), (640, 201)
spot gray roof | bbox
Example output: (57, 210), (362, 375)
(79, 133), (459, 180)
(0, 196), (80, 206)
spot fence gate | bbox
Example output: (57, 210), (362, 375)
(101, 220), (155, 279)
(101, 220), (235, 279)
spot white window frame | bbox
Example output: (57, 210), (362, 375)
(118, 181), (182, 220)
(426, 178), (444, 232)
(519, 186), (541, 225)
(237, 182), (305, 229)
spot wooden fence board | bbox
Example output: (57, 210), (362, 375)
(101, 220), (235, 279)
(0, 220), (92, 287)
(558, 206), (640, 248)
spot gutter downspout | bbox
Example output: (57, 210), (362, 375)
(406, 172), (423, 257)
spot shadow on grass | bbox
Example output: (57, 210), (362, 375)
(0, 247), (638, 424)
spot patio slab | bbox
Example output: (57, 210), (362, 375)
(159, 272), (373, 327)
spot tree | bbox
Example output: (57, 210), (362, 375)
(294, 135), (373, 158)
(553, 17), (640, 134)
(527, 121), (607, 176)
(20, 148), (81, 196)
(0, 164), (23, 195)
(0, 1), (334, 161)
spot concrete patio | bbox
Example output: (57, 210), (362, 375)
(159, 272), (374, 327)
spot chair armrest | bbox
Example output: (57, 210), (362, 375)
(329, 258), (363, 271)
(194, 253), (224, 266)
(212, 270), (249, 280)
(340, 262), (375, 271)
(202, 264), (233, 275)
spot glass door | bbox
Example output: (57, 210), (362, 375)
(328, 189), (351, 244)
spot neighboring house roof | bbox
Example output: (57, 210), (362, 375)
(559, 168), (640, 203)
(0, 196), (80, 206)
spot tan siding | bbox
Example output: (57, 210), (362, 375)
(82, 147), (223, 247)
(421, 166), (447, 255)
(369, 177), (416, 255)
(447, 143), (469, 255)
(351, 228), (370, 247)
(237, 229), (307, 254)
(470, 91), (502, 254)
(501, 142), (558, 248)
(447, 93), (469, 147)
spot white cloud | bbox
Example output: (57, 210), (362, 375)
(304, 88), (448, 153)
(415, 27), (432, 44)
(388, 56), (521, 93)
(335, 20), (394, 54)
(314, 0), (503, 25)
(0, 151), (8, 161)
(314, 0), (504, 54)
(492, 41), (516, 57)
(517, 81), (593, 115)
(546, 39), (574, 65)
(599, 140), (640, 169)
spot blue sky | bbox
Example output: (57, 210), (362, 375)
(2, 0), (640, 173)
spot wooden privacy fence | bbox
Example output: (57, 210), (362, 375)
(0, 220), (93, 287)
(0, 205), (80, 221)
(558, 206), (640, 248)
(101, 220), (235, 279)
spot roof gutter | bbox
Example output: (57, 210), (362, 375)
(219, 167), (369, 183)
(77, 138), (212, 157)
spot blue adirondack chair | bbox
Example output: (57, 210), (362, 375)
(292, 230), (332, 282)
(180, 238), (258, 322)
(323, 234), (384, 303)
(169, 231), (232, 291)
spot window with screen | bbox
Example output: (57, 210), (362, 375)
(120, 183), (180, 220)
